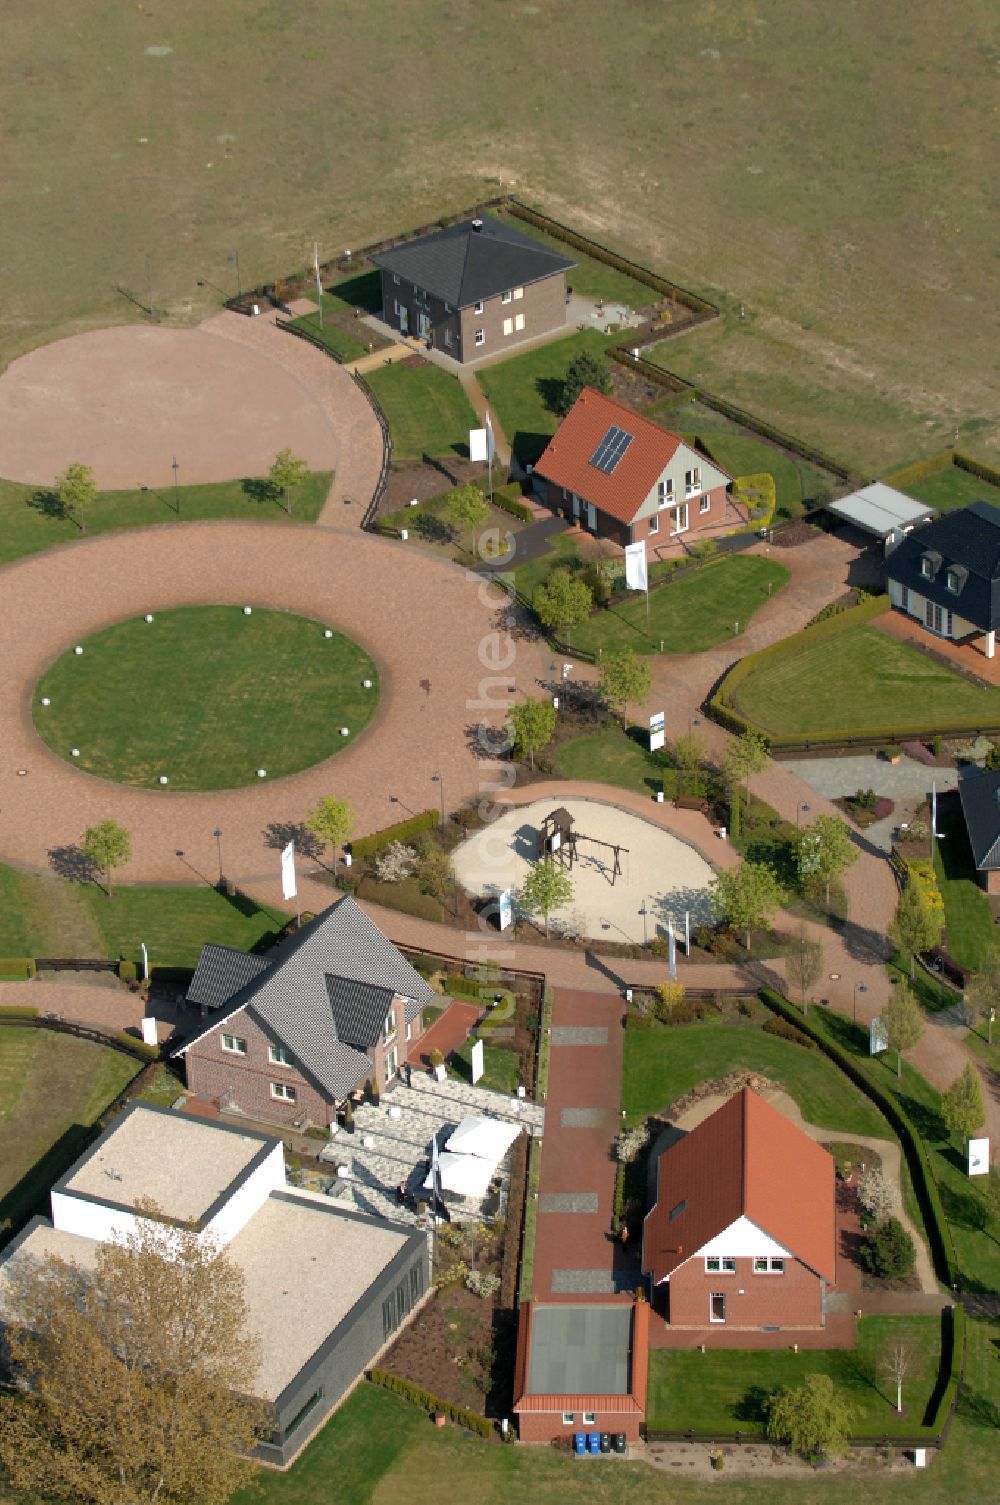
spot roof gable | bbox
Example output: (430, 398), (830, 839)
(642, 1089), (836, 1285)
(370, 214), (574, 308)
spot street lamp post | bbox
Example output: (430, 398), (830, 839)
(430, 773), (445, 829)
(853, 981), (868, 1025)
(796, 801), (811, 828)
(171, 455), (180, 515)
(213, 828), (223, 885)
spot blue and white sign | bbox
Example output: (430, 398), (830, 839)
(498, 889), (513, 931)
(870, 1016), (889, 1055)
(649, 710), (666, 753)
(969, 1137), (989, 1177)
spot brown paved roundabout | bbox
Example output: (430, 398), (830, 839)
(0, 520), (541, 885)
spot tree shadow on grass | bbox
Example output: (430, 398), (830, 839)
(536, 376), (566, 418)
(47, 845), (99, 883)
(262, 821), (324, 862)
(28, 488), (72, 523)
(241, 477), (281, 510)
(734, 1385), (772, 1425)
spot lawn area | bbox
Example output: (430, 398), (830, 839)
(0, 863), (289, 968)
(476, 328), (616, 465)
(512, 531), (583, 601)
(902, 463), (1000, 515)
(285, 270), (388, 361)
(365, 362), (478, 460)
(730, 623), (1000, 740)
(556, 728), (664, 796)
(621, 1016), (887, 1138)
(571, 555), (789, 657)
(449, 1036), (520, 1095)
(932, 801), (995, 970)
(500, 213), (656, 309)
(0, 1028), (139, 1239)
(647, 1315), (943, 1435)
(33, 606), (379, 791)
(0, 472), (331, 570)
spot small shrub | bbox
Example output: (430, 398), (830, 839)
(762, 1015), (815, 1049)
(428, 1047), (445, 1068)
(616, 1123), (650, 1163)
(862, 1216), (915, 1280)
(626, 1011), (655, 1031)
(372, 841), (417, 883)
(737, 995), (763, 1019)
(118, 959), (137, 983)
(857, 1167), (895, 1223)
(853, 788), (878, 809)
(465, 1268), (501, 1299)
(871, 797), (894, 820)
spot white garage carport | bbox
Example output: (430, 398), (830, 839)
(825, 482), (933, 554)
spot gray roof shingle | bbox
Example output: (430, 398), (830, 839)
(958, 767), (1000, 871)
(185, 944), (271, 1010)
(175, 897), (436, 1100)
(370, 214), (575, 309)
(885, 501), (1000, 632)
(326, 977), (397, 1049)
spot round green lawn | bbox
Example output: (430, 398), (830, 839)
(33, 606), (379, 790)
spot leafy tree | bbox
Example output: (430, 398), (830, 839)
(879, 1340), (922, 1414)
(507, 696), (556, 769)
(0, 1200), (263, 1504)
(534, 568), (592, 644)
(889, 882), (944, 979)
(863, 1216), (916, 1280)
(446, 482), (490, 557)
(857, 1167), (895, 1224)
(56, 460), (98, 533)
(985, 741), (1000, 771)
(518, 856), (573, 936)
(597, 647), (651, 729)
(964, 947), (1000, 1043)
(766, 1373), (853, 1460)
(557, 347), (612, 417)
(940, 1062), (985, 1143)
(796, 814), (857, 907)
(785, 924), (824, 1010)
(883, 980), (925, 1078)
(80, 820), (131, 898)
(415, 842), (453, 908)
(672, 731), (706, 772)
(723, 729), (769, 837)
(708, 859), (785, 951)
(304, 795), (354, 870)
(654, 981), (686, 1019)
(269, 447), (309, 515)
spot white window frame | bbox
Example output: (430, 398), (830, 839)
(671, 502), (689, 535)
(443, 302), (452, 314)
(393, 274), (401, 286)
(946, 570), (960, 593)
(705, 1255), (735, 1273)
(754, 1256), (785, 1273)
(385, 1045), (398, 1080)
(657, 479), (673, 508)
(503, 316), (514, 337)
(648, 514), (659, 535)
(383, 1008), (398, 1045)
(561, 1412), (575, 1426)
(513, 286), (524, 300)
(267, 1044), (293, 1067)
(684, 466), (701, 498)
(474, 299), (484, 315)
(582, 1410), (596, 1425)
(270, 1081), (297, 1103)
(514, 312), (525, 332)
(501, 290), (513, 305)
(921, 556), (933, 579)
(475, 329), (485, 347)
(221, 1033), (247, 1055)
(699, 494), (711, 513)
(710, 1292), (726, 1323)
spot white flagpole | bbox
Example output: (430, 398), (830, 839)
(313, 243), (323, 330)
(684, 910), (690, 956)
(668, 918), (677, 981)
(485, 411), (494, 503)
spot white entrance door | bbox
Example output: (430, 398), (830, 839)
(417, 310), (431, 340)
(671, 502), (689, 536)
(586, 502), (597, 532)
(398, 304), (408, 333)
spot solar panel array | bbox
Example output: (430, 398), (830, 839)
(588, 424), (633, 475)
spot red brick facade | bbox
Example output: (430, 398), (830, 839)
(516, 1407), (643, 1444)
(666, 1255), (823, 1330)
(184, 1005), (425, 1128)
(543, 480), (727, 549)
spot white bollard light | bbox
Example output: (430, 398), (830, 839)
(40, 697), (50, 707)
(243, 606), (252, 615)
(144, 614), (154, 623)
(324, 629), (333, 638)
(159, 775), (169, 785)
(71, 748), (80, 757)
(74, 646), (83, 655)
(257, 768), (267, 778)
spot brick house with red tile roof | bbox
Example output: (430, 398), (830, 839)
(512, 1296), (649, 1443)
(534, 388), (730, 550)
(642, 1088), (836, 1331)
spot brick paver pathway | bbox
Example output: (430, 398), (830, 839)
(414, 1000), (481, 1067)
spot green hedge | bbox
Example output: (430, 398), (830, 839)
(0, 1004), (40, 1019)
(757, 987), (957, 1285)
(881, 452), (954, 490)
(955, 451), (1000, 488)
(926, 1303), (965, 1434)
(114, 1031), (161, 1061)
(368, 1369), (492, 1437)
(0, 957), (36, 980)
(535, 984), (554, 1102)
(355, 876), (443, 923)
(350, 810), (438, 859)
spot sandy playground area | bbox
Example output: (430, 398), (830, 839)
(451, 797), (715, 944)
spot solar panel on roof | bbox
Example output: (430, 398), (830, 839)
(589, 424), (633, 475)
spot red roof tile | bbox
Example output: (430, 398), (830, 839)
(642, 1088), (836, 1285)
(535, 388), (685, 525)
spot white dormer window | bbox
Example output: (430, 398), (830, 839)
(685, 467), (701, 497)
(946, 569), (961, 593)
(921, 557), (933, 579)
(393, 274), (401, 286)
(501, 290), (513, 304)
(705, 1255), (736, 1273)
(657, 479), (674, 508)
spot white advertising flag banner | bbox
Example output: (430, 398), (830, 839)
(498, 890), (513, 931)
(624, 540), (648, 592)
(469, 427), (488, 462)
(280, 841), (297, 901)
(968, 1138), (989, 1177)
(649, 710), (666, 753)
(668, 918), (677, 981)
(470, 1039), (485, 1085)
(870, 1016), (889, 1055)
(486, 411), (495, 463)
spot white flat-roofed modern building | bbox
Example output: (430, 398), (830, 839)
(0, 1103), (428, 1467)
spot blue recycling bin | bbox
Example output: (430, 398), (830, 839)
(588, 1432), (601, 1455)
(574, 1432), (586, 1455)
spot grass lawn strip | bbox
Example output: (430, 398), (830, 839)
(731, 623), (1000, 739)
(646, 1316), (942, 1435)
(33, 606), (378, 791)
(932, 802), (995, 970)
(476, 328), (617, 466)
(501, 214), (657, 309)
(556, 728), (665, 796)
(570, 555), (789, 657)
(903, 465), (1000, 515)
(622, 1017), (886, 1138)
(364, 362), (478, 461)
(286, 270), (388, 362)
(449, 1036), (519, 1095)
(0, 472), (331, 571)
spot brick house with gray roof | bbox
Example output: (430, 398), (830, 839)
(370, 213), (575, 362)
(173, 897), (435, 1128)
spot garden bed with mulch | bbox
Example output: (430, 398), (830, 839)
(383, 456), (497, 512)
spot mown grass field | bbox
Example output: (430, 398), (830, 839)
(932, 801), (995, 970)
(286, 270), (387, 361)
(33, 606), (379, 790)
(902, 464), (1000, 515)
(365, 362), (478, 460)
(731, 624), (1000, 740)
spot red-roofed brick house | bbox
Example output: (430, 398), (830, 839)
(642, 1089), (836, 1331)
(512, 1296), (649, 1443)
(534, 388), (730, 550)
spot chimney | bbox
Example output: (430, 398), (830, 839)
(471, 218), (483, 233)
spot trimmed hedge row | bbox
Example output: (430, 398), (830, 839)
(0, 957), (36, 980)
(508, 200), (718, 318)
(114, 1031), (160, 1061)
(350, 810), (438, 859)
(0, 1004), (40, 1019)
(757, 987), (958, 1285)
(955, 450), (1000, 488)
(927, 1303), (966, 1434)
(881, 451), (955, 491)
(367, 1368), (492, 1437)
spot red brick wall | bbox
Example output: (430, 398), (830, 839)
(458, 272), (567, 361)
(184, 1009), (342, 1128)
(516, 1409), (642, 1444)
(632, 485), (727, 545)
(667, 1256), (822, 1329)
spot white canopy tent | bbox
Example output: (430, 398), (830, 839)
(423, 1150), (495, 1200)
(445, 1115), (522, 1162)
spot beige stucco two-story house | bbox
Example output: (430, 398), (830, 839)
(370, 214), (575, 363)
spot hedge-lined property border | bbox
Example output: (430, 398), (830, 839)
(757, 987), (958, 1285)
(883, 449), (1000, 495)
(349, 810), (438, 859)
(367, 1368), (492, 1437)
(0, 958), (35, 980)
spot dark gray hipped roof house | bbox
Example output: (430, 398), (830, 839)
(371, 214), (575, 310)
(174, 896), (435, 1100)
(958, 768), (1000, 875)
(884, 501), (1000, 634)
